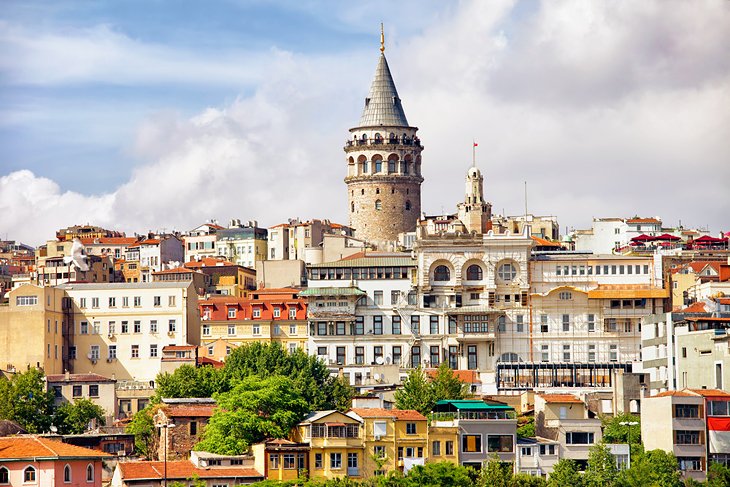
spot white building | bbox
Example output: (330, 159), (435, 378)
(184, 222), (224, 262)
(572, 217), (663, 254)
(58, 281), (201, 383)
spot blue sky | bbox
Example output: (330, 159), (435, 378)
(1, 0), (728, 245)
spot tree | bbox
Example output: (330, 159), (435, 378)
(602, 413), (641, 445)
(516, 418), (535, 438)
(430, 363), (469, 402)
(477, 455), (512, 487)
(54, 398), (106, 434)
(196, 375), (308, 455)
(330, 375), (355, 412)
(403, 461), (475, 487)
(583, 443), (618, 487)
(619, 448), (682, 487)
(126, 405), (160, 459)
(547, 459), (582, 487)
(706, 461), (730, 487)
(394, 367), (435, 416)
(0, 368), (55, 433)
(154, 364), (226, 400)
(510, 474), (547, 486)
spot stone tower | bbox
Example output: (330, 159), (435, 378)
(344, 33), (423, 245)
(457, 166), (493, 234)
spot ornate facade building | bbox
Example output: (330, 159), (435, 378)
(345, 37), (423, 246)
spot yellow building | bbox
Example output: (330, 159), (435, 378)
(184, 257), (256, 297)
(347, 408), (429, 476)
(0, 284), (66, 374)
(292, 410), (364, 480)
(427, 425), (459, 465)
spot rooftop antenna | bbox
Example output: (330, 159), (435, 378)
(380, 23), (385, 53)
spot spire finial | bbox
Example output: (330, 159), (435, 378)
(380, 23), (385, 53)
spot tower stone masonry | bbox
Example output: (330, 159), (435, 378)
(344, 42), (423, 246)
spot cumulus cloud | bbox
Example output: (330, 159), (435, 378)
(0, 0), (728, 246)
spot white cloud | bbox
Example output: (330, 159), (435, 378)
(1, 0), (728, 246)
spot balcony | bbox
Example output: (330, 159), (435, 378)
(344, 137), (423, 150)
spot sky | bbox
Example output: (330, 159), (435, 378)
(1, 0), (728, 246)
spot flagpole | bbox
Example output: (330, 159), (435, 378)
(472, 140), (476, 168)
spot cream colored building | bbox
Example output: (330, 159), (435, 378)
(58, 281), (200, 382)
(216, 221), (268, 269)
(0, 284), (66, 374)
(46, 372), (117, 425)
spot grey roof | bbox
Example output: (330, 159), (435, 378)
(357, 54), (409, 128)
(299, 287), (366, 297)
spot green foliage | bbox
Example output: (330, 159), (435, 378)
(477, 455), (512, 487)
(154, 364), (226, 400)
(601, 413), (641, 445)
(516, 418), (535, 438)
(509, 474), (547, 487)
(54, 398), (106, 434)
(196, 375), (309, 455)
(583, 443), (618, 487)
(707, 461), (730, 487)
(126, 404), (159, 459)
(330, 374), (355, 412)
(403, 461), (475, 487)
(619, 448), (682, 487)
(547, 459), (583, 487)
(394, 367), (434, 416)
(430, 362), (469, 402)
(0, 368), (55, 433)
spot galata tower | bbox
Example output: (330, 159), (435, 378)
(344, 28), (424, 246)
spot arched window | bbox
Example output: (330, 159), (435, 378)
(388, 156), (397, 173)
(64, 464), (72, 483)
(405, 200), (412, 211)
(374, 157), (383, 173)
(375, 199), (382, 211)
(497, 352), (522, 363)
(389, 132), (397, 143)
(466, 265), (483, 281)
(497, 263), (517, 282)
(374, 133), (382, 144)
(433, 265), (450, 282)
(24, 466), (36, 482)
(0, 467), (8, 484)
(86, 464), (94, 482)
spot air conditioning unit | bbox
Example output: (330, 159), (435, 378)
(106, 358), (115, 363)
(90, 359), (97, 365)
(87, 353), (94, 360)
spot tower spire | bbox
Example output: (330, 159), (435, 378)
(380, 23), (385, 53)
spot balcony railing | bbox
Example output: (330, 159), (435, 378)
(431, 410), (516, 422)
(345, 137), (423, 149)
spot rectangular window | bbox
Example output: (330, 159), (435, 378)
(92, 321), (101, 334)
(108, 322), (116, 335)
(430, 316), (439, 334)
(289, 324), (297, 335)
(588, 344), (596, 362)
(80, 321), (89, 334)
(678, 457), (703, 472)
(228, 324), (236, 336)
(430, 346), (440, 367)
(16, 295), (38, 306)
(89, 384), (99, 397)
(446, 441), (454, 455)
(411, 346), (421, 368)
(449, 346), (458, 369)
(168, 319), (176, 333)
(273, 307), (281, 318)
(449, 316), (457, 334)
(90, 345), (100, 360)
(69, 346), (77, 359)
(253, 308), (261, 318)
(336, 321), (346, 335)
(330, 453), (342, 469)
(462, 434), (482, 453)
(108, 297), (116, 308)
(406, 423), (417, 435)
(411, 315), (420, 335)
(373, 316), (383, 335)
(73, 385), (82, 397)
(374, 346), (383, 362)
(541, 345), (549, 362)
(487, 435), (514, 453)
(228, 308), (236, 318)
(432, 441), (441, 456)
(392, 316), (401, 334)
(289, 308), (297, 319)
(92, 297), (99, 308)
(283, 453), (295, 469)
(315, 453), (323, 469)
(610, 344), (618, 362)
(563, 344), (571, 362)
(134, 296), (141, 307)
(150, 344), (158, 358)
(393, 346), (402, 366)
(516, 315), (524, 333)
(252, 324), (261, 335)
(566, 432), (594, 444)
(675, 430), (702, 445)
(150, 320), (158, 333)
(498, 316), (506, 332)
(355, 346), (364, 365)
(587, 314), (595, 332)
(336, 346), (346, 365)
(134, 321), (141, 333)
(674, 404), (700, 418)
(562, 314), (570, 332)
(79, 297), (86, 308)
(374, 291), (383, 305)
(154, 296), (161, 307)
(108, 345), (117, 359)
(318, 322), (327, 335)
(540, 315), (548, 333)
(131, 345), (139, 358)
(468, 345), (478, 370)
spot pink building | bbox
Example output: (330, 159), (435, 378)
(0, 436), (109, 486)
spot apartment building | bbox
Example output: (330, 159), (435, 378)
(516, 436), (560, 477)
(572, 217), (664, 254)
(347, 408), (428, 475)
(642, 388), (730, 481)
(431, 399), (517, 469)
(216, 221), (268, 269)
(125, 236), (184, 283)
(534, 394), (602, 470)
(183, 222), (224, 262)
(199, 288), (307, 353)
(58, 281), (200, 382)
(46, 372), (117, 425)
(291, 410), (364, 480)
(268, 219), (354, 261)
(184, 257), (256, 297)
(0, 284), (66, 374)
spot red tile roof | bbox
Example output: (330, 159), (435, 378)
(79, 237), (138, 245)
(153, 267), (197, 275)
(349, 408), (426, 421)
(425, 369), (481, 384)
(0, 436), (111, 459)
(117, 461), (262, 481)
(653, 390), (698, 398)
(681, 302), (708, 313)
(687, 389), (730, 398)
(46, 373), (115, 383)
(128, 239), (161, 248)
(627, 218), (661, 224)
(185, 257), (237, 268)
(163, 405), (216, 418)
(162, 345), (197, 351)
(538, 394), (583, 404)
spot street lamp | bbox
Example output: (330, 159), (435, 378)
(156, 422), (176, 487)
(619, 421), (639, 468)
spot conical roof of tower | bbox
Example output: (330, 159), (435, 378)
(358, 54), (409, 128)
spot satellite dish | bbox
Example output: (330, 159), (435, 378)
(375, 356), (385, 365)
(50, 425), (58, 433)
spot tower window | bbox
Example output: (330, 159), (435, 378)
(406, 188), (409, 194)
(376, 188), (380, 194)
(392, 188), (395, 194)
(375, 159), (382, 172)
(375, 200), (382, 211)
(388, 157), (397, 173)
(361, 189), (365, 195)
(405, 200), (412, 211)
(351, 202), (355, 213)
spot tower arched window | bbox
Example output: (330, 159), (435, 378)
(374, 133), (382, 144)
(466, 265), (483, 281)
(64, 464), (72, 483)
(434, 265), (450, 282)
(405, 200), (411, 211)
(24, 466), (36, 482)
(376, 188), (380, 194)
(388, 157), (397, 174)
(375, 200), (382, 211)
(86, 464), (94, 482)
(0, 467), (8, 484)
(374, 158), (382, 173)
(389, 132), (397, 144)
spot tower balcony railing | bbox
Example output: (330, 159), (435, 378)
(345, 137), (423, 149)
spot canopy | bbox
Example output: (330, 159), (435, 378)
(655, 233), (681, 241)
(631, 234), (655, 242)
(694, 235), (728, 243)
